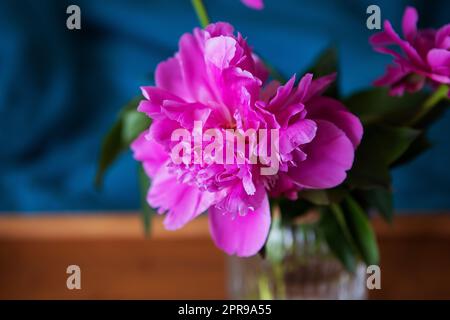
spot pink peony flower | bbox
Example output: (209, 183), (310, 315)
(132, 22), (362, 257)
(241, 0), (264, 10)
(370, 6), (450, 96)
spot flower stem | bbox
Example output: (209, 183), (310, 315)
(273, 262), (286, 299)
(408, 84), (449, 126)
(191, 0), (210, 28)
(257, 273), (273, 300)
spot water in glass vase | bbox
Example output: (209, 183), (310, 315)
(227, 212), (367, 300)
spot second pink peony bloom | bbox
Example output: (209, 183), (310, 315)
(370, 6), (450, 96)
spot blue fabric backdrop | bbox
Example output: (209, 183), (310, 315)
(0, 0), (449, 213)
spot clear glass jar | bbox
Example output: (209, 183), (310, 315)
(227, 214), (367, 300)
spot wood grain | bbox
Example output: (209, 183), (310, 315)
(0, 213), (449, 299)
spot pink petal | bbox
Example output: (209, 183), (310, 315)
(241, 0), (264, 10)
(307, 97), (363, 147)
(266, 76), (296, 112)
(295, 73), (313, 102)
(276, 103), (305, 128)
(148, 164), (215, 230)
(205, 36), (237, 70)
(369, 31), (395, 46)
(131, 132), (168, 178)
(252, 54), (270, 84)
(382, 20), (425, 68)
(208, 192), (270, 257)
(178, 32), (215, 103)
(428, 73), (450, 84)
(137, 100), (161, 118)
(148, 118), (180, 147)
(269, 173), (299, 200)
(436, 24), (450, 49)
(155, 57), (191, 101)
(373, 64), (410, 86)
(138, 87), (183, 119)
(216, 181), (266, 216)
(205, 22), (234, 37)
(427, 49), (450, 75)
(402, 6), (418, 43)
(288, 120), (354, 189)
(304, 73), (337, 102)
(161, 101), (211, 129)
(279, 119), (317, 155)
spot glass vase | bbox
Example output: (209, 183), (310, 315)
(227, 213), (367, 300)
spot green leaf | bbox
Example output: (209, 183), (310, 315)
(393, 133), (432, 166)
(95, 96), (146, 188)
(342, 196), (379, 265)
(122, 110), (150, 146)
(307, 47), (338, 77)
(138, 164), (154, 236)
(319, 206), (357, 273)
(347, 124), (420, 188)
(344, 87), (428, 126)
(375, 125), (421, 165)
(362, 188), (393, 223)
(95, 120), (125, 188)
(303, 47), (339, 97)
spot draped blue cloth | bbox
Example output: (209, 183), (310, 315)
(0, 0), (449, 212)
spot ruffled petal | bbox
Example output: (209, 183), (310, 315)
(279, 119), (317, 155)
(265, 76), (296, 112)
(161, 101), (211, 129)
(148, 164), (215, 230)
(139, 87), (183, 119)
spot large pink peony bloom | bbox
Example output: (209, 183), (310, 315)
(132, 22), (362, 257)
(370, 6), (450, 96)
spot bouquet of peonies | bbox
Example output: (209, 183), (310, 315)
(97, 2), (449, 271)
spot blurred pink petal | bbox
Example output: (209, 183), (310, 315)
(402, 6), (418, 42)
(241, 0), (264, 10)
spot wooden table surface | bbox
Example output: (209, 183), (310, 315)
(0, 213), (450, 299)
